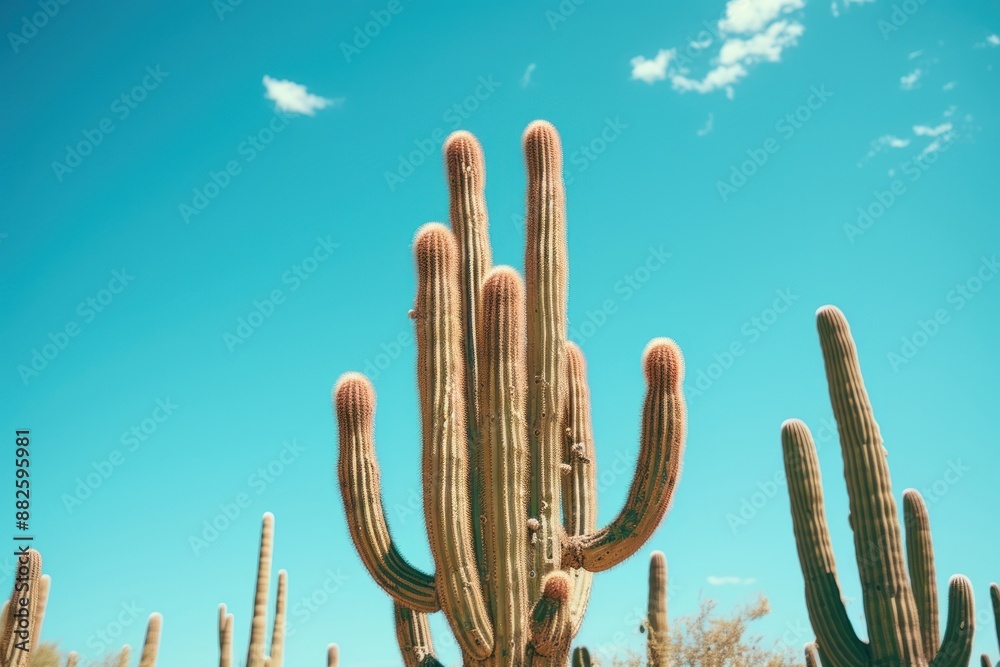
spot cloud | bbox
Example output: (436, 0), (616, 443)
(697, 113), (715, 136)
(719, 0), (803, 33)
(520, 63), (537, 87)
(908, 49), (923, 59)
(942, 81), (957, 91)
(262, 75), (338, 115)
(857, 134), (911, 166)
(913, 122), (952, 137)
(707, 576), (757, 586)
(718, 20), (804, 64)
(899, 68), (922, 90)
(631, 49), (675, 83)
(831, 0), (875, 16)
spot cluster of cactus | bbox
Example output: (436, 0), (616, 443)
(0, 549), (161, 667)
(781, 305), (975, 667)
(333, 120), (687, 665)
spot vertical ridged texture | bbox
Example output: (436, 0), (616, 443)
(904, 490), (939, 660)
(394, 603), (438, 667)
(334, 121), (687, 665)
(65, 652), (80, 667)
(523, 121), (568, 598)
(30, 575), (49, 653)
(479, 266), (530, 663)
(571, 647), (591, 667)
(562, 339), (686, 572)
(646, 551), (669, 667)
(327, 644), (339, 667)
(987, 583), (1000, 667)
(415, 223), (493, 660)
(247, 513), (274, 667)
(219, 604), (233, 667)
(782, 305), (976, 667)
(561, 343), (596, 634)
(138, 613), (161, 667)
(116, 646), (131, 667)
(527, 572), (573, 666)
(805, 643), (821, 667)
(0, 548), (42, 667)
(269, 570), (287, 667)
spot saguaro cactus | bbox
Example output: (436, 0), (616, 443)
(644, 551), (669, 667)
(334, 121), (687, 665)
(983, 583), (1000, 667)
(781, 305), (974, 667)
(218, 513), (287, 667)
(0, 548), (47, 667)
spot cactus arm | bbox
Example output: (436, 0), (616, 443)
(138, 613), (162, 667)
(326, 644), (339, 667)
(116, 646), (131, 667)
(805, 642), (821, 667)
(268, 570), (287, 667)
(928, 576), (975, 667)
(523, 120), (569, 597)
(571, 647), (591, 667)
(646, 551), (669, 667)
(246, 513), (274, 667)
(414, 224), (493, 660)
(816, 305), (924, 665)
(903, 489), (940, 660)
(982, 655), (993, 667)
(65, 651), (80, 667)
(394, 603), (438, 667)
(782, 418), (870, 667)
(562, 339), (686, 572)
(218, 604), (233, 667)
(334, 375), (440, 612)
(444, 130), (493, 609)
(479, 267), (531, 662)
(527, 572), (573, 666)
(561, 342), (596, 634)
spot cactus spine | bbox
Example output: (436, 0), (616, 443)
(645, 551), (669, 667)
(334, 121), (687, 665)
(782, 305), (975, 667)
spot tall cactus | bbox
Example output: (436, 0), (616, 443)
(644, 551), (669, 667)
(0, 548), (46, 667)
(781, 305), (975, 667)
(219, 513), (287, 667)
(334, 121), (687, 665)
(983, 583), (1000, 667)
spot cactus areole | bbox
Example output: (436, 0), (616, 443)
(333, 121), (687, 665)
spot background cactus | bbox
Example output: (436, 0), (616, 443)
(570, 647), (590, 667)
(334, 121), (686, 665)
(643, 551), (669, 667)
(781, 305), (975, 667)
(983, 583), (1000, 667)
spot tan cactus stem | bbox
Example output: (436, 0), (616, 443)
(327, 644), (339, 667)
(334, 375), (439, 613)
(571, 646), (591, 667)
(394, 603), (437, 667)
(805, 643), (821, 667)
(480, 266), (530, 663)
(1, 548), (42, 667)
(415, 223), (493, 660)
(782, 305), (976, 667)
(523, 121), (568, 598)
(562, 339), (686, 572)
(561, 342), (596, 634)
(247, 513), (274, 667)
(138, 613), (162, 667)
(904, 490), (939, 660)
(30, 575), (49, 653)
(982, 656), (993, 667)
(646, 551), (669, 667)
(116, 646), (131, 667)
(219, 604), (233, 667)
(445, 131), (492, 605)
(527, 572), (573, 666)
(65, 651), (80, 667)
(269, 570), (287, 667)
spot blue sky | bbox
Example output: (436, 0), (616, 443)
(1, 0), (998, 664)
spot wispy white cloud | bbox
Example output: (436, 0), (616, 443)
(908, 49), (924, 60)
(631, 49), (675, 84)
(262, 75), (338, 115)
(942, 81), (957, 91)
(913, 122), (952, 137)
(697, 113), (715, 136)
(899, 68), (922, 90)
(976, 34), (1000, 48)
(831, 0), (875, 16)
(520, 63), (537, 87)
(707, 576), (758, 586)
(857, 134), (911, 166)
(719, 0), (803, 33)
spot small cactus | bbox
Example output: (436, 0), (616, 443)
(645, 551), (669, 667)
(571, 646), (591, 667)
(982, 582), (999, 667)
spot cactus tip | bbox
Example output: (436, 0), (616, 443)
(642, 337), (684, 388)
